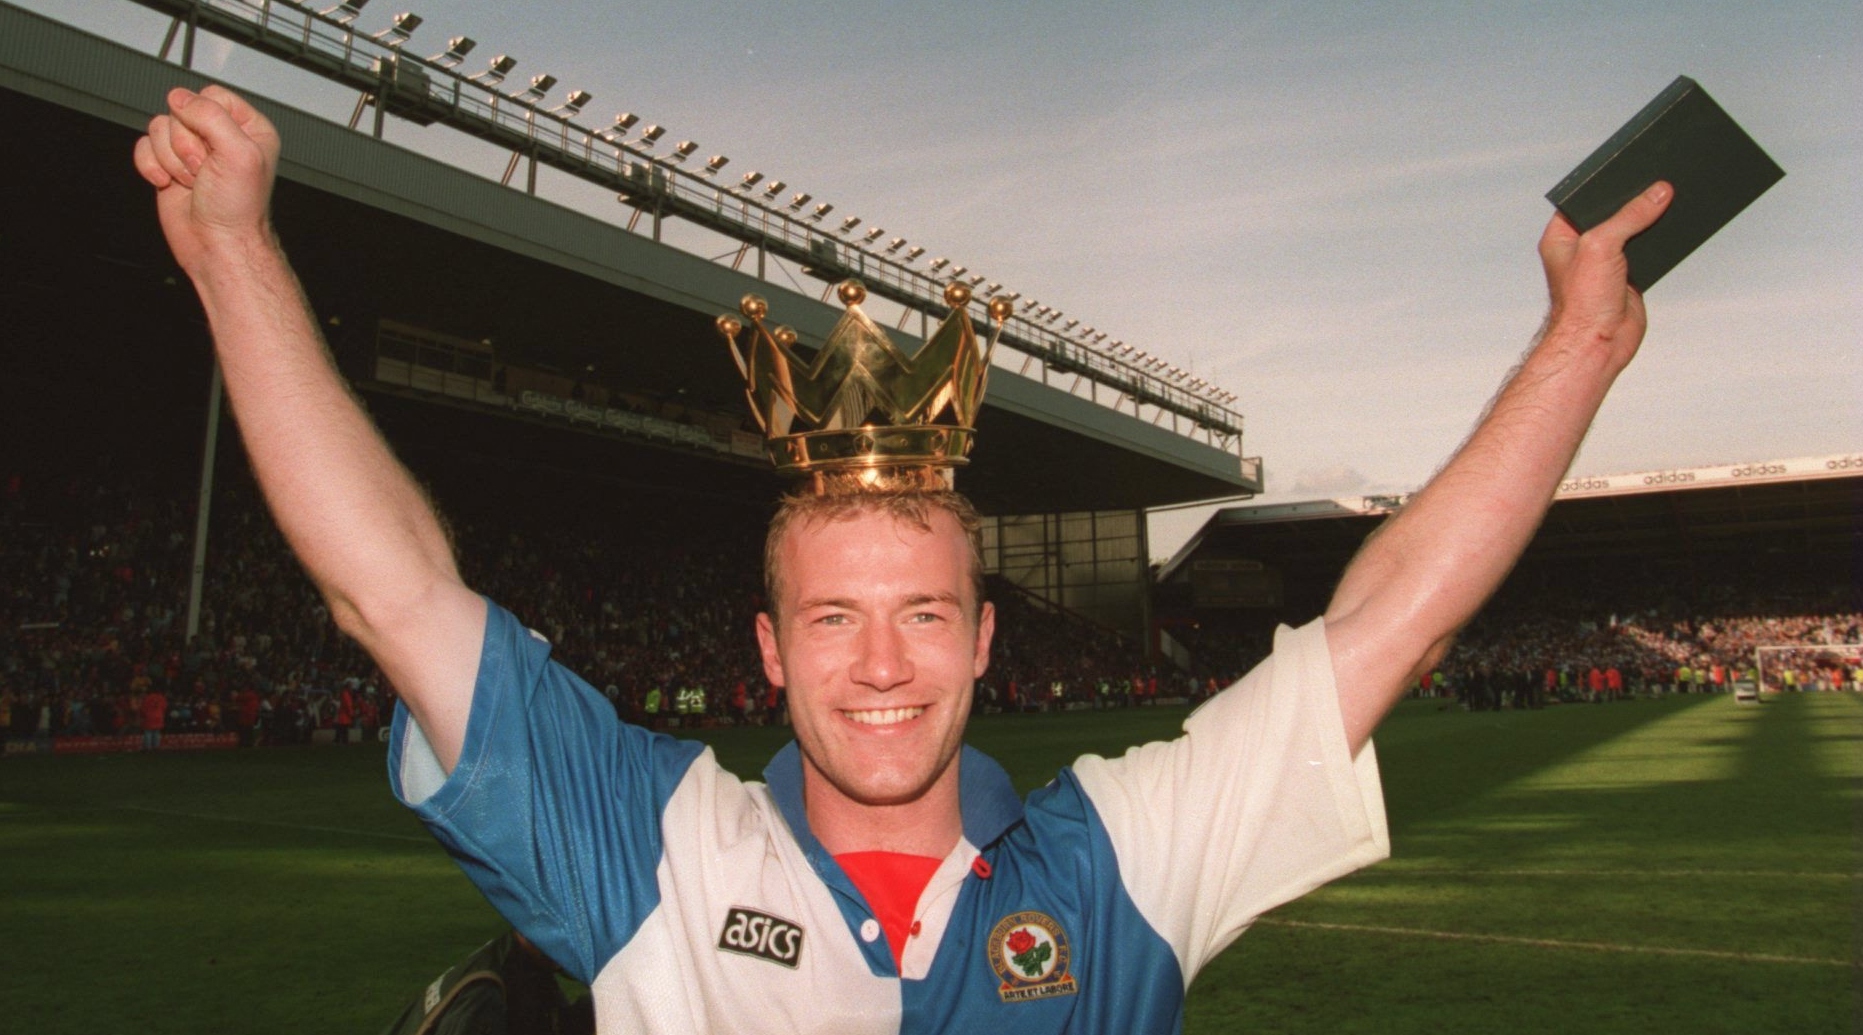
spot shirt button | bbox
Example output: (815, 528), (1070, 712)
(860, 919), (880, 943)
(910, 921), (922, 937)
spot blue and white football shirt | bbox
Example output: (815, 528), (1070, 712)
(391, 599), (1388, 1033)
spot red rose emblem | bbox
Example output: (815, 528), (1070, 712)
(1006, 928), (1037, 956)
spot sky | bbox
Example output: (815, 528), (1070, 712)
(27, 0), (1862, 557)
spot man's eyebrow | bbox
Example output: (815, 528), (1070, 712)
(793, 593), (964, 611)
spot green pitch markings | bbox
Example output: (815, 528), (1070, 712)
(1188, 694), (1859, 1035)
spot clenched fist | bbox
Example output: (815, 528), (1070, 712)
(133, 85), (281, 276)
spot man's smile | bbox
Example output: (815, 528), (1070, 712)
(841, 706), (927, 727)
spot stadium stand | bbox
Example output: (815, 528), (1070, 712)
(1158, 541), (1859, 708)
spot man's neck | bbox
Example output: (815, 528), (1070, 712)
(802, 762), (964, 858)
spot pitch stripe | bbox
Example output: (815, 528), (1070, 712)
(117, 804), (431, 843)
(1258, 919), (1852, 967)
(1360, 867), (1857, 880)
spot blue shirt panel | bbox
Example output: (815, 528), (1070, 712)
(900, 767), (1186, 1034)
(760, 741), (1030, 979)
(387, 598), (706, 984)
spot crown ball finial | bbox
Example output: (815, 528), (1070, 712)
(774, 325), (798, 347)
(987, 297), (1013, 323)
(943, 282), (972, 309)
(837, 281), (867, 307)
(740, 294), (769, 320)
(715, 314), (742, 339)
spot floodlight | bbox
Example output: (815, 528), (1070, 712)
(904, 247), (924, 261)
(430, 35), (475, 67)
(372, 11), (421, 47)
(600, 113), (639, 142)
(320, 0), (369, 25)
(967, 274), (986, 287)
(472, 54), (516, 86)
(733, 171), (763, 190)
(552, 89), (592, 117)
(837, 215), (862, 234)
(984, 282), (1002, 295)
(885, 237), (907, 253)
(928, 258), (949, 272)
(762, 180), (786, 197)
(950, 265), (967, 278)
(1000, 291), (1020, 303)
(667, 140), (698, 163)
(703, 155), (730, 176)
(862, 228), (885, 244)
(513, 73), (556, 103)
(1022, 299), (1039, 311)
(1061, 319), (1077, 331)
(810, 202), (834, 221)
(637, 124), (666, 146)
(787, 192), (812, 210)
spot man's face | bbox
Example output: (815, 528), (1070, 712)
(757, 507), (994, 813)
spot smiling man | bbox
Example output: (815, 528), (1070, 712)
(757, 495), (993, 857)
(136, 83), (1670, 1033)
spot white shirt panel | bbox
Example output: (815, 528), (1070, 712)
(1070, 616), (1390, 980)
(592, 754), (901, 1034)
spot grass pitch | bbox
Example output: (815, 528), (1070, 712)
(2, 694), (1857, 1033)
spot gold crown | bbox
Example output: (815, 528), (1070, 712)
(717, 280), (1011, 492)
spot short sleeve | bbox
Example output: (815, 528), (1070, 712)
(387, 598), (706, 984)
(1068, 617), (1389, 980)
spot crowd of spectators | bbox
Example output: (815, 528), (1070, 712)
(1422, 575), (1859, 708)
(0, 462), (1169, 748)
(976, 583), (1175, 712)
(5, 462), (1857, 749)
(1155, 568), (1858, 712)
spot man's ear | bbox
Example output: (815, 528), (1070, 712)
(972, 601), (995, 680)
(756, 611), (787, 687)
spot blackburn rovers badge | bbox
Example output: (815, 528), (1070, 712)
(988, 911), (1078, 1002)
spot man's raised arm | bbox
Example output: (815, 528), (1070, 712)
(135, 86), (483, 769)
(1323, 182), (1675, 753)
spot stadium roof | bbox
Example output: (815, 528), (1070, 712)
(1, 4), (1259, 515)
(1158, 454), (1863, 594)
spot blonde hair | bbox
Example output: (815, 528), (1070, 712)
(763, 487), (986, 621)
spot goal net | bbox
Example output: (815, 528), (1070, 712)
(1753, 644), (1863, 693)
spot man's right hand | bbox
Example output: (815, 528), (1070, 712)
(132, 86), (280, 276)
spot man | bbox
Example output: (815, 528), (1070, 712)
(139, 683), (168, 753)
(135, 84), (1669, 1033)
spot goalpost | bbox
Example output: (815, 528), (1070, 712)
(1753, 644), (1863, 694)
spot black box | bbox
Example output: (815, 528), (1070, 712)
(1547, 76), (1783, 291)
